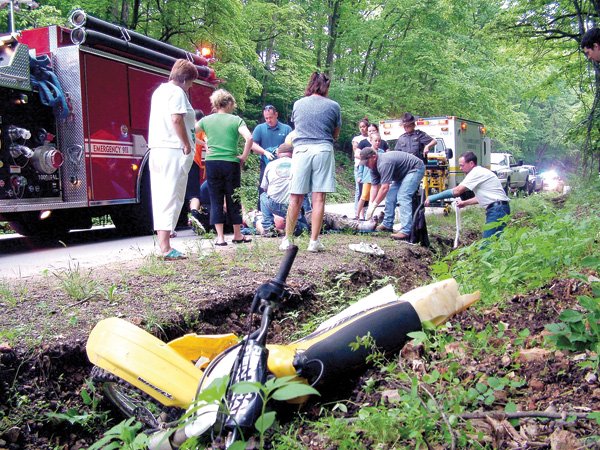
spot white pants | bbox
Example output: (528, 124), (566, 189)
(149, 147), (194, 231)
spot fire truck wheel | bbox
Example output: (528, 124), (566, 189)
(111, 205), (153, 236)
(8, 212), (70, 238)
(110, 169), (154, 236)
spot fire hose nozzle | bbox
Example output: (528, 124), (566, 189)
(9, 144), (33, 159)
(8, 125), (31, 140)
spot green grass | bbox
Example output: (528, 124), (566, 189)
(430, 181), (600, 304)
(52, 263), (101, 301)
(138, 258), (178, 277)
(0, 280), (28, 307)
(269, 179), (600, 449)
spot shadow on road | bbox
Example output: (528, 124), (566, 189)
(0, 227), (124, 256)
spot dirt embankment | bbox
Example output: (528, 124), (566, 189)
(0, 236), (434, 449)
(1, 232), (598, 449)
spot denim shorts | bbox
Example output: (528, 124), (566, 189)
(289, 143), (336, 194)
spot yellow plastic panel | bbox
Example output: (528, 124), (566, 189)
(86, 318), (202, 408)
(167, 333), (239, 361)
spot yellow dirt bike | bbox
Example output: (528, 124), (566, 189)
(87, 246), (479, 449)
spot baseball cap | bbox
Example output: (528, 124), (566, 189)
(358, 147), (376, 165)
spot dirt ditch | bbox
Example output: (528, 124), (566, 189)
(1, 233), (599, 449)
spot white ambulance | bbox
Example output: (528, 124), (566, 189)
(379, 116), (492, 189)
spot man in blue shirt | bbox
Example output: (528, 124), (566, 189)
(252, 105), (292, 210)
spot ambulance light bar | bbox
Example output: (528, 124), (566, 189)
(416, 119), (449, 126)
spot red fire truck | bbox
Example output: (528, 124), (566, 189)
(0, 10), (217, 237)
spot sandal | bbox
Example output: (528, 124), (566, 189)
(232, 237), (252, 244)
(162, 248), (187, 260)
(214, 241), (228, 246)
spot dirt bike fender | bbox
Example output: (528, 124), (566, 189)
(167, 333), (239, 364)
(86, 317), (202, 408)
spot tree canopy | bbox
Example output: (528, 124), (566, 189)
(2, 0), (598, 172)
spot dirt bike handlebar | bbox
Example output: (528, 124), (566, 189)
(219, 245), (299, 444)
(274, 245), (298, 287)
(249, 245), (298, 316)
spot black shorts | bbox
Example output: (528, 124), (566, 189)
(185, 161), (201, 201)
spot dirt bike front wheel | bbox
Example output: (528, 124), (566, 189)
(91, 366), (182, 429)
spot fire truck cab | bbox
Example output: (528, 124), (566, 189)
(0, 11), (216, 237)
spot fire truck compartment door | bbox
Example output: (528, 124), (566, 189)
(83, 54), (136, 201)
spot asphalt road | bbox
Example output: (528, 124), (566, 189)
(0, 202), (448, 279)
(0, 225), (207, 279)
(0, 203), (361, 279)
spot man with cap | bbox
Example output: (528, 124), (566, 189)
(425, 151), (510, 238)
(361, 147), (425, 241)
(260, 143), (309, 237)
(394, 113), (437, 162)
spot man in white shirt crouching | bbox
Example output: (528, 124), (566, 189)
(425, 151), (510, 238)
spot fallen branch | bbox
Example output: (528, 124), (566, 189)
(418, 382), (457, 450)
(53, 294), (103, 313)
(460, 410), (595, 421)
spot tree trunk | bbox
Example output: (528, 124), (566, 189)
(130, 0), (141, 29)
(120, 0), (129, 25)
(324, 0), (342, 75)
(260, 34), (276, 106)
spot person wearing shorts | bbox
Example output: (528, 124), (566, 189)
(280, 72), (341, 253)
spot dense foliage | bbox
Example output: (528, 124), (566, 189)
(433, 178), (600, 302)
(2, 0), (599, 170)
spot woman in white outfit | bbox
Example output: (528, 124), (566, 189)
(148, 59), (198, 260)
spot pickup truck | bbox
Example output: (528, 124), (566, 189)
(490, 153), (529, 193)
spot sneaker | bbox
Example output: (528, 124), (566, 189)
(348, 242), (384, 256)
(375, 224), (393, 232)
(261, 227), (278, 238)
(307, 239), (325, 253)
(279, 237), (292, 251)
(189, 210), (206, 235)
(391, 232), (409, 241)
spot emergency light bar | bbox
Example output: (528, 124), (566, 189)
(417, 119), (449, 126)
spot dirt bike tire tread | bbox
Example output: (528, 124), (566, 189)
(90, 366), (181, 428)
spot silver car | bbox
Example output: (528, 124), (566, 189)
(522, 164), (544, 194)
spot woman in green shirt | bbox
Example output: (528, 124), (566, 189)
(197, 89), (253, 245)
